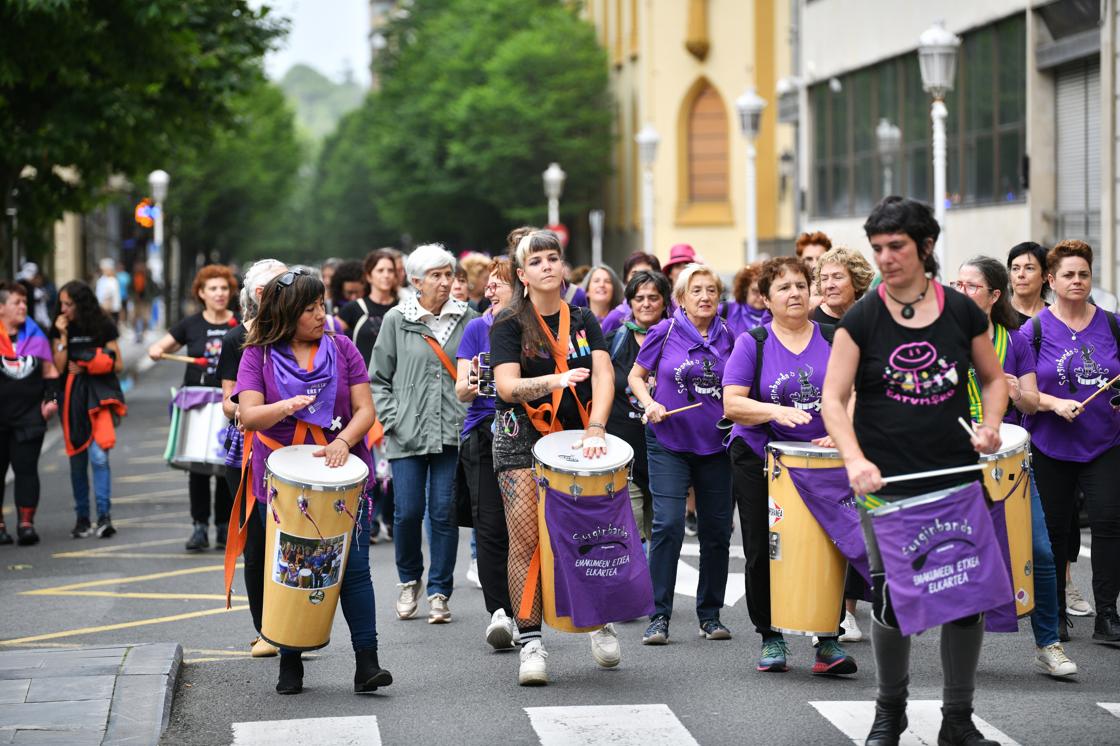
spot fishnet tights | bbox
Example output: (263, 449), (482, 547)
(499, 468), (541, 628)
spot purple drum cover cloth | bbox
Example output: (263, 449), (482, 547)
(870, 481), (1012, 637)
(785, 463), (871, 586)
(984, 500), (1019, 633)
(172, 387), (223, 411)
(543, 486), (654, 628)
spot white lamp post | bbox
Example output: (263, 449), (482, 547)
(542, 162), (566, 226)
(589, 209), (605, 267)
(735, 87), (766, 264)
(918, 21), (960, 268)
(875, 118), (902, 197)
(148, 169), (172, 322)
(635, 124), (660, 255)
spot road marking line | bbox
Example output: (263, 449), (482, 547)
(116, 471), (180, 483)
(1099, 703), (1120, 719)
(1080, 544), (1091, 559)
(52, 537), (187, 557)
(28, 590), (247, 601)
(23, 563), (231, 593)
(525, 704), (698, 746)
(54, 552), (223, 560)
(112, 487), (186, 503)
(810, 700), (1020, 745)
(127, 455), (173, 464)
(187, 649), (252, 657)
(679, 543), (746, 560)
(674, 560), (746, 607)
(0, 605), (249, 645)
(232, 716), (382, 745)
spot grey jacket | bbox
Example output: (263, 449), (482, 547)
(370, 304), (478, 459)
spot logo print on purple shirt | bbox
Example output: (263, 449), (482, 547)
(675, 357), (721, 402)
(1058, 343), (1110, 392)
(883, 341), (960, 406)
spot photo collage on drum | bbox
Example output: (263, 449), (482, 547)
(273, 532), (347, 591)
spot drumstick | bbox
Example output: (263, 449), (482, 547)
(880, 463), (986, 485)
(161, 353), (208, 366)
(640, 401), (702, 425)
(957, 417), (978, 440)
(1077, 372), (1120, 408)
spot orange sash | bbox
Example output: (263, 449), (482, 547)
(520, 303), (590, 436)
(423, 335), (458, 378)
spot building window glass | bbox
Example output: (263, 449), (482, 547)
(688, 84), (729, 202)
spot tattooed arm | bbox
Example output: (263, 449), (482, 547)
(494, 362), (591, 403)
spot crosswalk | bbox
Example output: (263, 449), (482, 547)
(809, 700), (1018, 745)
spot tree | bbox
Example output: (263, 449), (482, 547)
(312, 0), (611, 254)
(0, 0), (286, 265)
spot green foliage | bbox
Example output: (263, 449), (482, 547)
(279, 64), (365, 144)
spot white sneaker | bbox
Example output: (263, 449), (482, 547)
(589, 623), (621, 668)
(485, 608), (517, 650)
(427, 593), (451, 624)
(1066, 584), (1094, 616)
(466, 558), (482, 589)
(518, 640), (548, 686)
(839, 611), (863, 642)
(1034, 642), (1078, 678)
(395, 580), (421, 619)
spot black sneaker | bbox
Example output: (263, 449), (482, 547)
(185, 522), (209, 551)
(0, 526), (12, 545)
(642, 615), (670, 645)
(1093, 607), (1120, 642)
(215, 524), (228, 550)
(684, 511), (698, 537)
(16, 526), (39, 546)
(71, 517), (93, 539)
(95, 516), (116, 539)
(698, 619), (732, 640)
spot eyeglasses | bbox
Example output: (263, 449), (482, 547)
(951, 281), (990, 296)
(484, 282), (510, 293)
(277, 268), (310, 288)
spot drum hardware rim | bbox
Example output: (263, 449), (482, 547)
(258, 632), (330, 653)
(266, 471), (368, 493)
(770, 625), (845, 638)
(766, 442), (840, 459)
(989, 466), (1004, 483)
(532, 461), (634, 479)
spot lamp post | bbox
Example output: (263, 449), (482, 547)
(875, 118), (902, 197)
(735, 87), (766, 264)
(635, 124), (660, 255)
(589, 209), (605, 267)
(542, 162), (566, 227)
(148, 169), (172, 323)
(918, 21), (960, 268)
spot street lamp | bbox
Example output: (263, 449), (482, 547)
(148, 169), (172, 323)
(634, 124), (660, 255)
(542, 162), (566, 226)
(589, 209), (605, 267)
(918, 20), (960, 267)
(735, 87), (766, 264)
(876, 118), (902, 197)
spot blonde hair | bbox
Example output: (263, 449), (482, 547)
(672, 263), (723, 306)
(813, 247), (875, 299)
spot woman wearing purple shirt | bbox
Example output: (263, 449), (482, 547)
(723, 257), (856, 676)
(628, 264), (735, 645)
(1019, 240), (1120, 643)
(600, 251), (661, 335)
(722, 263), (770, 339)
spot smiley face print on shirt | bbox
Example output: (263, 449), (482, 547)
(883, 341), (961, 406)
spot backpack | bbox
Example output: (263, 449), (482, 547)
(1030, 310), (1120, 357)
(350, 298), (371, 346)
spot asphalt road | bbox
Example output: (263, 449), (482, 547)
(1, 361), (1118, 745)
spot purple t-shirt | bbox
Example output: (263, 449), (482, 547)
(723, 322), (831, 459)
(233, 334), (374, 503)
(999, 329), (1035, 425)
(1018, 307), (1120, 462)
(456, 314), (495, 438)
(600, 301), (631, 336)
(723, 302), (771, 340)
(635, 308), (733, 455)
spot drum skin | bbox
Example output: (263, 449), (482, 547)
(980, 424), (1034, 617)
(766, 444), (846, 637)
(261, 446), (367, 651)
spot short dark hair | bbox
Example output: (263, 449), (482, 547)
(246, 272), (326, 348)
(0, 280), (28, 305)
(624, 270), (671, 315)
(622, 251), (662, 280)
(758, 257), (812, 299)
(863, 196), (941, 276)
(330, 260), (366, 303)
(1046, 239), (1093, 276)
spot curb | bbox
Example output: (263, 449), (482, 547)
(103, 643), (183, 745)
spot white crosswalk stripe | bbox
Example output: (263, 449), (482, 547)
(1099, 702), (1120, 719)
(674, 559), (746, 606)
(525, 704), (699, 746)
(810, 700), (1020, 746)
(231, 716), (382, 745)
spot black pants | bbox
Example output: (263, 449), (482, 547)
(0, 427), (45, 520)
(1031, 443), (1120, 613)
(458, 424), (513, 616)
(729, 439), (775, 637)
(226, 465), (265, 633)
(190, 471), (233, 526)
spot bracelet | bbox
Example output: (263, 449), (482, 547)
(336, 435), (351, 448)
(587, 421), (605, 430)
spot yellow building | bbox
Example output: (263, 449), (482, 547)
(588, 0), (796, 275)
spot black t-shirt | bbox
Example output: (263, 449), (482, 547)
(604, 326), (649, 487)
(169, 313), (238, 386)
(50, 321), (119, 373)
(811, 305), (841, 325)
(0, 330), (46, 427)
(338, 297), (396, 368)
(839, 285), (988, 497)
(216, 324), (248, 384)
(490, 304), (607, 430)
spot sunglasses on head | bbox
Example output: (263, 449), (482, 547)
(277, 268), (311, 288)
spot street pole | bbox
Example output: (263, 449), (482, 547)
(745, 139), (758, 265)
(641, 165), (655, 255)
(548, 197), (559, 228)
(589, 209), (604, 267)
(931, 99), (947, 267)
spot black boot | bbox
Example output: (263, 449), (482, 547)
(1059, 613), (1071, 643)
(865, 699), (908, 746)
(185, 522), (209, 551)
(215, 523), (228, 550)
(937, 705), (999, 746)
(354, 648), (393, 693)
(276, 652), (303, 694)
(0, 524), (12, 546)
(1094, 605), (1120, 642)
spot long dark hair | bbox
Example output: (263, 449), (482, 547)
(863, 196), (941, 278)
(961, 256), (1019, 331)
(499, 229), (564, 362)
(56, 280), (115, 339)
(245, 272), (326, 347)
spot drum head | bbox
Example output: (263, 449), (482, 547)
(532, 431), (633, 474)
(767, 441), (839, 458)
(998, 423), (1028, 451)
(267, 445), (369, 487)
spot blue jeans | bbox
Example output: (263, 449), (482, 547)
(646, 429), (733, 622)
(1028, 470), (1060, 647)
(391, 446), (459, 597)
(70, 442), (111, 520)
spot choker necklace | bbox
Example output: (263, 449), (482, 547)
(883, 278), (929, 319)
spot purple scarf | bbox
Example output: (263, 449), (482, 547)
(268, 337), (338, 429)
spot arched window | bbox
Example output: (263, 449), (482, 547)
(677, 78), (732, 224)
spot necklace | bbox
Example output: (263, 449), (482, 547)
(883, 278), (930, 320)
(1054, 309), (1089, 341)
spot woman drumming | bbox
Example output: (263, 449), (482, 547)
(600, 251), (661, 335)
(812, 247), (875, 326)
(371, 244), (476, 625)
(234, 269), (392, 695)
(604, 270), (671, 545)
(0, 282), (59, 545)
(490, 229), (616, 686)
(954, 257), (1076, 677)
(723, 263), (770, 338)
(628, 263), (735, 645)
(215, 259), (286, 658)
(822, 197), (1007, 746)
(1019, 240), (1120, 643)
(582, 265), (624, 323)
(724, 257), (857, 675)
(149, 265), (239, 551)
(455, 256), (517, 649)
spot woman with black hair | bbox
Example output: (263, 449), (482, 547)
(822, 197), (1007, 746)
(50, 281), (126, 540)
(329, 260), (367, 323)
(1007, 242), (1050, 325)
(600, 251), (661, 335)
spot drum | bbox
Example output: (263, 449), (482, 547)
(164, 386), (229, 475)
(532, 431), (637, 633)
(261, 445), (368, 651)
(766, 442), (847, 637)
(979, 423), (1034, 617)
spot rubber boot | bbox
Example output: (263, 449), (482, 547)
(1094, 605), (1120, 642)
(354, 648), (393, 693)
(936, 705), (999, 746)
(865, 699), (908, 746)
(275, 652), (303, 695)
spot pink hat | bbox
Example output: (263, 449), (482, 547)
(663, 244), (697, 272)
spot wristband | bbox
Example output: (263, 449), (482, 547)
(336, 435), (352, 448)
(587, 421), (605, 430)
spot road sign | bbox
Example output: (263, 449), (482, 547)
(545, 223), (569, 249)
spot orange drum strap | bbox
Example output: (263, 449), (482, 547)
(521, 303), (590, 436)
(519, 544), (542, 621)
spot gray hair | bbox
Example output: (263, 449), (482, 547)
(405, 243), (456, 283)
(239, 258), (287, 320)
(581, 264), (624, 307)
(672, 263), (723, 306)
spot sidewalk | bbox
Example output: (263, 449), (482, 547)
(0, 643), (182, 745)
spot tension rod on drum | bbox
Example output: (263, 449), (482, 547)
(880, 462), (986, 486)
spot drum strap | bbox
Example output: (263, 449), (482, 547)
(423, 335), (459, 378)
(967, 323), (1008, 423)
(519, 545), (542, 621)
(521, 302), (591, 436)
